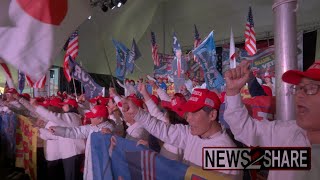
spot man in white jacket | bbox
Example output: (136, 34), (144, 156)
(121, 88), (241, 178)
(49, 105), (115, 180)
(223, 60), (320, 180)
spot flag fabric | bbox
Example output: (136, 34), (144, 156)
(15, 115), (38, 180)
(90, 133), (232, 180)
(18, 70), (25, 93)
(151, 32), (160, 66)
(63, 30), (79, 82)
(0, 62), (15, 88)
(112, 39), (130, 80)
(193, 24), (201, 62)
(245, 6), (257, 56)
(229, 28), (236, 69)
(68, 56), (104, 99)
(0, 0), (90, 81)
(26, 75), (47, 89)
(192, 31), (225, 92)
(127, 38), (141, 74)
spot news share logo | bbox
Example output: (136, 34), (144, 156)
(203, 147), (311, 170)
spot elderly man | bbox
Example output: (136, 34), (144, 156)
(224, 61), (320, 180)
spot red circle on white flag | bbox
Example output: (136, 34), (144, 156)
(17, 0), (68, 25)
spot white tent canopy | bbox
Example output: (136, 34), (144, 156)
(52, 0), (320, 79)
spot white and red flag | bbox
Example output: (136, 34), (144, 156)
(229, 28), (236, 69)
(0, 0), (90, 81)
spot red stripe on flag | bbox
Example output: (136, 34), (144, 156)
(64, 31), (79, 82)
(0, 63), (12, 78)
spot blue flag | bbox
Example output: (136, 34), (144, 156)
(112, 39), (129, 80)
(91, 133), (231, 180)
(68, 56), (104, 99)
(127, 38), (141, 74)
(18, 70), (25, 93)
(192, 31), (225, 92)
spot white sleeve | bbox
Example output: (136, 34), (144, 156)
(53, 125), (91, 139)
(39, 128), (59, 140)
(145, 99), (168, 123)
(35, 106), (78, 127)
(134, 109), (188, 149)
(156, 88), (171, 101)
(224, 94), (275, 146)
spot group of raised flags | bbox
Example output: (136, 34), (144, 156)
(112, 39), (142, 81)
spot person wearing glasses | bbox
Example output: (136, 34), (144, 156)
(223, 60), (320, 180)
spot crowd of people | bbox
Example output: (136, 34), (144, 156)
(0, 60), (319, 180)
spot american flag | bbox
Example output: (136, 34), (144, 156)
(26, 75), (47, 88)
(141, 150), (156, 180)
(151, 32), (160, 66)
(193, 24), (201, 62)
(245, 6), (257, 56)
(63, 30), (79, 82)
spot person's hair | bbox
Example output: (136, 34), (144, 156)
(48, 106), (63, 113)
(202, 106), (219, 121)
(68, 105), (79, 114)
(165, 109), (188, 125)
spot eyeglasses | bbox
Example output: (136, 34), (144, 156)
(290, 84), (320, 95)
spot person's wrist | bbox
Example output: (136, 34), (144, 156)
(226, 88), (240, 96)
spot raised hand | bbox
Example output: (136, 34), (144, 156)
(138, 83), (148, 96)
(122, 98), (139, 119)
(101, 127), (112, 134)
(224, 60), (251, 96)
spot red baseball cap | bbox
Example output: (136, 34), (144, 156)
(19, 93), (31, 101)
(128, 95), (144, 108)
(49, 97), (63, 108)
(98, 97), (110, 106)
(282, 61), (320, 85)
(182, 88), (221, 112)
(85, 105), (109, 119)
(5, 88), (18, 94)
(35, 97), (45, 102)
(60, 99), (78, 108)
(38, 99), (50, 107)
(161, 93), (187, 118)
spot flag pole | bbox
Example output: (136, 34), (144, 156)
(72, 78), (78, 101)
(80, 61), (84, 95)
(90, 18), (117, 92)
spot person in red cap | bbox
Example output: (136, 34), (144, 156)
(116, 79), (137, 97)
(49, 105), (115, 180)
(121, 88), (240, 177)
(109, 88), (149, 143)
(138, 83), (187, 160)
(18, 97), (85, 180)
(224, 60), (320, 180)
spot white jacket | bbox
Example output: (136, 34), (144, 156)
(224, 94), (314, 180)
(134, 110), (240, 176)
(145, 98), (184, 161)
(35, 106), (86, 161)
(52, 121), (115, 180)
